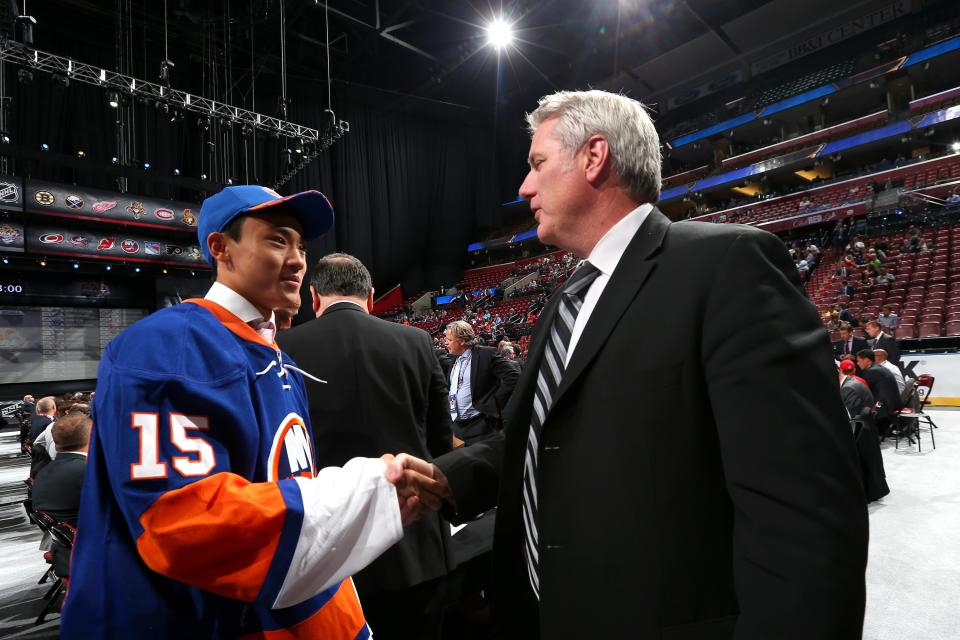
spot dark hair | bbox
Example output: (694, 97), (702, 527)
(856, 349), (875, 363)
(839, 323), (852, 333)
(310, 253), (372, 299)
(865, 320), (881, 330)
(52, 413), (92, 452)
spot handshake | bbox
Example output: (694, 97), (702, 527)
(380, 454), (453, 526)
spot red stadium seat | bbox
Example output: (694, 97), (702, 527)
(896, 324), (916, 339)
(918, 322), (941, 338)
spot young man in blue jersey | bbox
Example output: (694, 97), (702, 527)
(62, 186), (438, 639)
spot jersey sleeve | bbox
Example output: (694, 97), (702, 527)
(93, 347), (403, 609)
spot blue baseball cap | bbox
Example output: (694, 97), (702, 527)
(197, 185), (335, 267)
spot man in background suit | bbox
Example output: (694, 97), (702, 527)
(28, 396), (56, 443)
(864, 320), (900, 365)
(834, 324), (868, 360)
(393, 89), (867, 638)
(277, 253), (453, 640)
(443, 320), (519, 444)
(857, 349), (902, 437)
(32, 412), (90, 576)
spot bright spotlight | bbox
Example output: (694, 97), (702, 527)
(486, 18), (514, 49)
(952, 142), (960, 153)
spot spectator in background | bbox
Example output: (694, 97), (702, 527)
(28, 396), (56, 443)
(864, 320), (900, 365)
(874, 349), (905, 394)
(874, 266), (894, 285)
(32, 412), (92, 578)
(444, 320), (519, 444)
(856, 349), (902, 437)
(838, 361), (874, 420)
(840, 280), (856, 297)
(877, 305), (898, 331)
(502, 345), (522, 373)
(835, 324), (868, 360)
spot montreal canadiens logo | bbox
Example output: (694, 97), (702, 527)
(267, 413), (316, 481)
(154, 208), (174, 220)
(121, 239), (139, 253)
(40, 233), (63, 244)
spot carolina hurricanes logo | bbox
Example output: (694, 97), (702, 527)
(267, 413), (316, 481)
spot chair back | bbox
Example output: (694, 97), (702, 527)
(916, 374), (935, 406)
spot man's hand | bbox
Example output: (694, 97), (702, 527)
(381, 453), (453, 526)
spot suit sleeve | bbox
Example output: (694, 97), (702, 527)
(93, 355), (402, 610)
(421, 332), (454, 459)
(433, 432), (504, 524)
(488, 350), (520, 416)
(701, 229), (868, 639)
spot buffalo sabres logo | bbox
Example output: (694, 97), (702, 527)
(267, 413), (316, 481)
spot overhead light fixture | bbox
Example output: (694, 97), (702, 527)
(173, 168), (180, 176)
(952, 142), (960, 152)
(72, 262), (79, 269)
(200, 173), (208, 180)
(40, 143), (50, 151)
(111, 156), (119, 164)
(134, 266), (141, 273)
(107, 90), (119, 108)
(162, 268), (168, 274)
(39, 258), (47, 267)
(76, 149), (86, 158)
(0, 132), (9, 144)
(143, 162), (151, 170)
(2, 257), (8, 265)
(486, 18), (514, 50)
(105, 264), (112, 271)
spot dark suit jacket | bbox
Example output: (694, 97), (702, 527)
(277, 301), (454, 593)
(868, 333), (900, 365)
(834, 336), (869, 360)
(463, 345), (519, 423)
(860, 364), (902, 418)
(29, 414), (55, 443)
(32, 452), (86, 526)
(435, 209), (868, 639)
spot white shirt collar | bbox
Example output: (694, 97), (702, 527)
(205, 281), (276, 326)
(585, 203), (653, 275)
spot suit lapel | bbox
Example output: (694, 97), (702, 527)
(551, 209), (670, 413)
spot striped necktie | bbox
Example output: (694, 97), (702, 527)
(521, 261), (601, 600)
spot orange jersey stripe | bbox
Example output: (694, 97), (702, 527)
(136, 472), (286, 602)
(239, 580), (367, 640)
(184, 298), (280, 351)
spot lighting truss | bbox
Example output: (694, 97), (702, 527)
(0, 38), (349, 146)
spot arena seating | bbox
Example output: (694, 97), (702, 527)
(813, 223), (960, 339)
(755, 58), (857, 109)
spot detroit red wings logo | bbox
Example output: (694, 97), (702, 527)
(267, 413), (316, 481)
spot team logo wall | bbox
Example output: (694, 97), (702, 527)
(267, 413), (316, 481)
(0, 182), (19, 203)
(144, 241), (161, 255)
(34, 191), (55, 206)
(154, 208), (174, 221)
(165, 244), (183, 256)
(65, 194), (84, 210)
(92, 200), (117, 213)
(187, 246), (202, 261)
(0, 224), (21, 245)
(97, 237), (116, 251)
(182, 209), (196, 226)
(126, 201), (146, 219)
(40, 233), (63, 244)
(120, 239), (139, 253)
(70, 235), (90, 247)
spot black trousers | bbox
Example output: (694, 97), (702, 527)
(452, 414), (494, 444)
(358, 575), (446, 640)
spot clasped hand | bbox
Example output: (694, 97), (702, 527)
(380, 454), (452, 526)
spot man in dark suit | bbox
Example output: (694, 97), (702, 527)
(277, 253), (454, 640)
(28, 396), (56, 443)
(856, 349), (902, 437)
(834, 324), (869, 360)
(33, 412), (90, 576)
(864, 320), (900, 365)
(392, 90), (868, 638)
(443, 320), (519, 444)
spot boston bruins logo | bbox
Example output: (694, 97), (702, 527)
(34, 191), (55, 206)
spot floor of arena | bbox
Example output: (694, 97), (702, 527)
(0, 414), (957, 640)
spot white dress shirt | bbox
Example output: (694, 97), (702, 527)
(565, 203), (652, 366)
(205, 281), (277, 343)
(880, 359), (906, 394)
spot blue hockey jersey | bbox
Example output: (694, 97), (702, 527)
(61, 298), (402, 639)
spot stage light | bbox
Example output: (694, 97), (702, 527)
(107, 90), (119, 108)
(190, 270), (196, 276)
(39, 259), (47, 267)
(72, 262), (79, 269)
(162, 268), (168, 274)
(226, 178), (234, 185)
(111, 156), (119, 164)
(200, 173), (208, 180)
(295, 146), (303, 155)
(18, 68), (33, 83)
(134, 267), (141, 273)
(105, 264), (112, 271)
(486, 18), (514, 49)
(952, 142), (960, 152)
(76, 149), (86, 158)
(2, 257), (8, 265)
(0, 133), (9, 144)
(173, 168), (181, 176)
(40, 143), (49, 151)
(143, 162), (151, 170)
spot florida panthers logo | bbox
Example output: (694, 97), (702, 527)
(267, 413), (316, 481)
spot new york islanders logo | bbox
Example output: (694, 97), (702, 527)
(267, 413), (316, 481)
